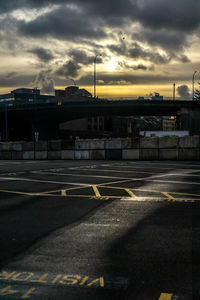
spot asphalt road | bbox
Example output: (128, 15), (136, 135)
(0, 160), (200, 300)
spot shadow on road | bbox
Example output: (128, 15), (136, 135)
(0, 194), (112, 268)
(100, 200), (199, 299)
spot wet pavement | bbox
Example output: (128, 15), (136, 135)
(0, 160), (200, 300)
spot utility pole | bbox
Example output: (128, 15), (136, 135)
(173, 82), (176, 100)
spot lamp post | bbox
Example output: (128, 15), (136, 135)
(192, 70), (197, 101)
(173, 82), (176, 100)
(94, 55), (101, 98)
(4, 99), (8, 141)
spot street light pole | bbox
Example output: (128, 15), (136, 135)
(192, 70), (197, 101)
(4, 100), (8, 141)
(94, 55), (97, 98)
(94, 54), (102, 98)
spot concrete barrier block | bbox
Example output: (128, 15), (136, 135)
(179, 136), (200, 148)
(11, 143), (23, 151)
(105, 149), (122, 160)
(75, 150), (90, 159)
(61, 140), (75, 150)
(105, 139), (122, 149)
(0, 151), (12, 159)
(179, 149), (199, 160)
(48, 151), (61, 160)
(122, 138), (139, 149)
(0, 142), (12, 151)
(61, 150), (75, 159)
(139, 149), (159, 160)
(23, 142), (34, 151)
(159, 149), (178, 160)
(48, 140), (61, 150)
(22, 151), (34, 160)
(159, 136), (178, 149)
(90, 139), (105, 149)
(35, 151), (48, 160)
(90, 150), (105, 160)
(75, 140), (90, 150)
(140, 137), (158, 149)
(35, 141), (47, 151)
(122, 149), (139, 160)
(11, 152), (23, 160)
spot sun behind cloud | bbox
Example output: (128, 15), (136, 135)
(106, 59), (117, 72)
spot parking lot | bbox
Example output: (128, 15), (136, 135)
(0, 160), (200, 300)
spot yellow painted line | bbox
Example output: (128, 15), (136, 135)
(61, 190), (67, 196)
(159, 293), (173, 300)
(162, 192), (175, 200)
(125, 189), (136, 198)
(92, 185), (101, 198)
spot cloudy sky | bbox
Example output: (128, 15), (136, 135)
(0, 0), (199, 98)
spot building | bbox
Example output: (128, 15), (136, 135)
(151, 93), (163, 101)
(55, 86), (92, 99)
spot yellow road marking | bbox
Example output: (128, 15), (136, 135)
(162, 192), (175, 200)
(61, 190), (67, 196)
(125, 188), (136, 198)
(92, 185), (101, 197)
(21, 288), (36, 299)
(159, 293), (173, 300)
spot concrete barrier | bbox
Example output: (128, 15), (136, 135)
(159, 136), (179, 149)
(75, 140), (90, 150)
(90, 150), (105, 160)
(12, 152), (23, 160)
(48, 151), (61, 160)
(179, 136), (200, 148)
(35, 141), (47, 151)
(139, 149), (159, 160)
(35, 151), (48, 160)
(0, 136), (199, 160)
(22, 151), (34, 160)
(61, 140), (75, 150)
(48, 140), (61, 150)
(12, 143), (23, 152)
(90, 139), (105, 149)
(75, 150), (90, 159)
(105, 149), (122, 160)
(23, 142), (34, 151)
(140, 137), (158, 149)
(0, 151), (12, 159)
(122, 149), (139, 160)
(61, 150), (75, 160)
(122, 138), (140, 149)
(159, 149), (178, 160)
(0, 142), (12, 151)
(105, 139), (122, 149)
(178, 149), (199, 160)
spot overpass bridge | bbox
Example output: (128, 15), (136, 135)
(0, 99), (199, 139)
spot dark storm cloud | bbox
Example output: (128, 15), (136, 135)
(55, 60), (81, 78)
(1, 0), (200, 33)
(18, 5), (106, 40)
(29, 48), (54, 62)
(136, 0), (200, 32)
(133, 28), (188, 52)
(129, 43), (171, 64)
(68, 49), (94, 65)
